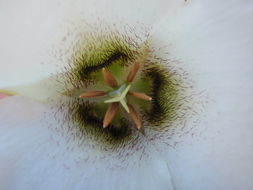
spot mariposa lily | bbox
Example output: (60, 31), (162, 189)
(0, 0), (253, 190)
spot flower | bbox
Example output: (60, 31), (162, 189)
(1, 0), (253, 190)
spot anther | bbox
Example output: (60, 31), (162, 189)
(80, 63), (151, 129)
(102, 68), (118, 88)
(79, 91), (106, 98)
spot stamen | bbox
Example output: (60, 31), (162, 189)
(127, 103), (142, 129)
(127, 63), (140, 82)
(103, 102), (119, 128)
(79, 91), (106, 98)
(80, 64), (150, 130)
(128, 91), (152, 101)
(102, 68), (118, 88)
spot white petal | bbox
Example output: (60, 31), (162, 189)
(0, 0), (184, 102)
(0, 0), (62, 87)
(0, 96), (174, 190)
(152, 0), (253, 189)
(0, 0), (180, 88)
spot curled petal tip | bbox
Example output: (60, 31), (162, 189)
(0, 93), (10, 99)
(0, 91), (14, 99)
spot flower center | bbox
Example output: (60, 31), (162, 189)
(105, 83), (131, 113)
(79, 64), (152, 129)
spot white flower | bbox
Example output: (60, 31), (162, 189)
(0, 0), (253, 190)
